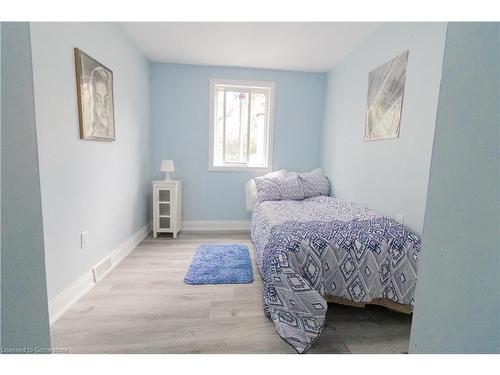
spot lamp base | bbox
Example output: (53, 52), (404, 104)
(163, 172), (172, 181)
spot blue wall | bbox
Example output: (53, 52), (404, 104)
(1, 22), (51, 351)
(410, 22), (499, 353)
(320, 23), (447, 234)
(0, 21), (2, 348)
(151, 63), (326, 221)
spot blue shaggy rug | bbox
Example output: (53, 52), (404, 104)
(184, 244), (254, 285)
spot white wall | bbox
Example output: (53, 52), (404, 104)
(320, 23), (447, 234)
(30, 23), (151, 300)
(410, 22), (499, 353)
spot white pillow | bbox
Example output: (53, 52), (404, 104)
(308, 168), (325, 176)
(245, 169), (287, 211)
(288, 168), (324, 176)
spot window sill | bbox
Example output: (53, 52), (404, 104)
(208, 165), (272, 173)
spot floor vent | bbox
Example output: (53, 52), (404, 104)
(92, 258), (113, 283)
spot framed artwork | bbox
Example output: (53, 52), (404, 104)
(74, 48), (115, 141)
(364, 50), (409, 141)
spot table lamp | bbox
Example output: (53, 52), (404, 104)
(161, 160), (175, 181)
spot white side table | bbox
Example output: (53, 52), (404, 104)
(153, 180), (182, 238)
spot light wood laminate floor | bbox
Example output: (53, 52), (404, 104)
(51, 232), (412, 354)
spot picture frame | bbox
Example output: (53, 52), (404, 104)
(364, 50), (409, 141)
(74, 48), (116, 141)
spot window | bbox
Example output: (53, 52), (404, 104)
(209, 79), (275, 171)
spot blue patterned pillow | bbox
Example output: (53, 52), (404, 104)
(254, 174), (305, 204)
(299, 174), (331, 198)
(254, 177), (282, 203)
(277, 174), (305, 201)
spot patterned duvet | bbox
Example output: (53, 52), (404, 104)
(250, 196), (421, 353)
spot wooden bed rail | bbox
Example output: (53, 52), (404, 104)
(325, 295), (412, 315)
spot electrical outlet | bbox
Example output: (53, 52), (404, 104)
(395, 214), (404, 225)
(80, 231), (89, 249)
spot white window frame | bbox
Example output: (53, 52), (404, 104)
(208, 79), (275, 172)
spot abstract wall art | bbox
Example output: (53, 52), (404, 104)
(364, 50), (409, 141)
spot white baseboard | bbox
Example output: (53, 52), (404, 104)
(48, 222), (151, 326)
(48, 270), (95, 326)
(182, 220), (250, 232)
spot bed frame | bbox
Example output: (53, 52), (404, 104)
(325, 295), (412, 314)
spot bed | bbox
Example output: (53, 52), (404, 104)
(249, 173), (421, 353)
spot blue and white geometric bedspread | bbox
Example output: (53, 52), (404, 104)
(251, 196), (421, 353)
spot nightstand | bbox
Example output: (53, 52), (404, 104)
(152, 180), (182, 238)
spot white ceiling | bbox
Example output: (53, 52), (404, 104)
(121, 22), (380, 73)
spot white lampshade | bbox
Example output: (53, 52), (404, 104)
(160, 160), (175, 172)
